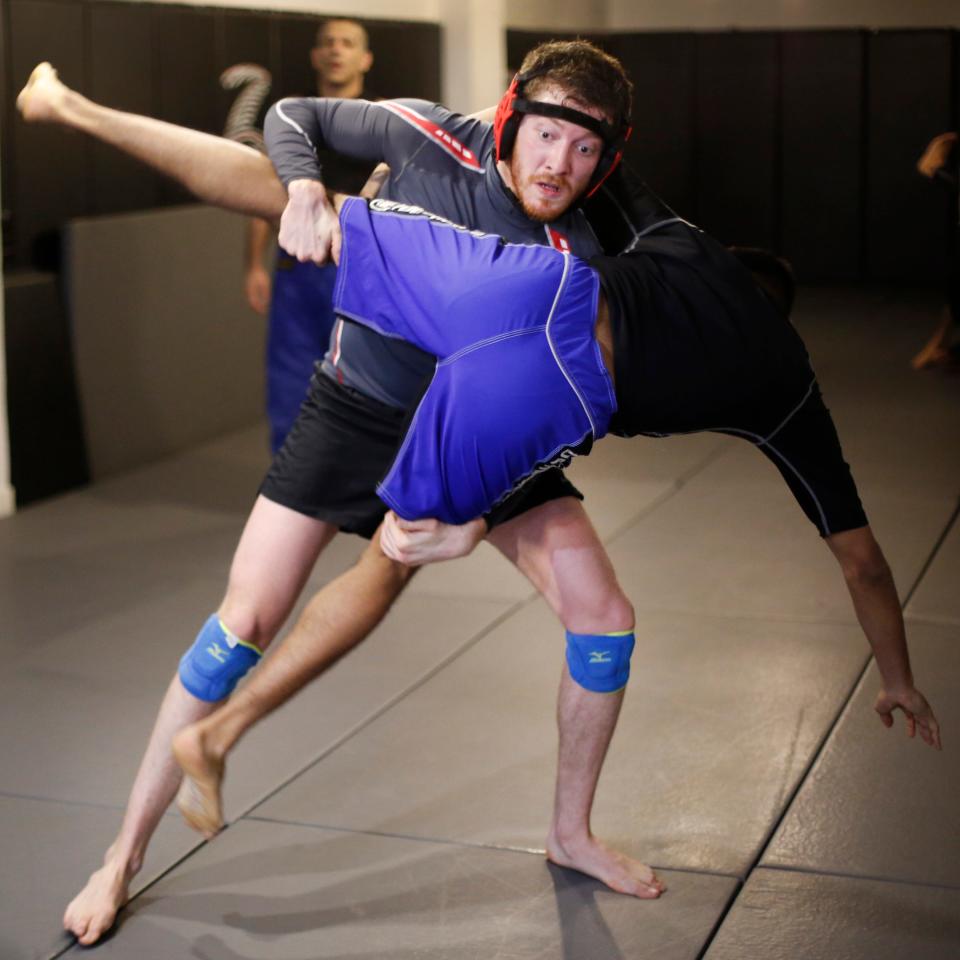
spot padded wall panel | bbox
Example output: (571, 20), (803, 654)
(507, 30), (553, 70)
(610, 33), (696, 217)
(781, 31), (863, 280)
(7, 0), (86, 269)
(88, 2), (160, 215)
(3, 273), (88, 503)
(274, 14), (321, 100)
(156, 5), (219, 204)
(695, 32), (779, 248)
(220, 10), (275, 128)
(67, 207), (264, 479)
(865, 30), (953, 281)
(364, 21), (441, 100)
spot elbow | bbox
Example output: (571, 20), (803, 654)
(828, 528), (893, 590)
(840, 550), (892, 591)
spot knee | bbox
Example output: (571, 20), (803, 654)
(218, 585), (283, 650)
(179, 613), (262, 702)
(558, 581), (634, 635)
(566, 628), (636, 693)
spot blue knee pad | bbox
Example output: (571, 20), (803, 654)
(179, 614), (262, 702)
(565, 630), (635, 693)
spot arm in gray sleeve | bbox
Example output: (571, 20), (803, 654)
(265, 97), (436, 188)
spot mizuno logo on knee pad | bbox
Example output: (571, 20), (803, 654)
(566, 630), (635, 694)
(588, 650), (613, 664)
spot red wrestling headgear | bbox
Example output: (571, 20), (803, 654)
(493, 70), (632, 198)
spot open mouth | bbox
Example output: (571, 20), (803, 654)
(535, 181), (563, 198)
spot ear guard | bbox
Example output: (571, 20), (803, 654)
(493, 70), (632, 198)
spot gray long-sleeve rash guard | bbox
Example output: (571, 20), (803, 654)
(264, 96), (602, 408)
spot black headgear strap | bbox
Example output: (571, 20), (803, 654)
(509, 98), (620, 145)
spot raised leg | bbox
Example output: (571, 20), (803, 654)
(488, 496), (665, 898)
(173, 527), (416, 836)
(63, 496), (334, 944)
(17, 62), (287, 223)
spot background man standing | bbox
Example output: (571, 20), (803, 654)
(243, 19), (376, 451)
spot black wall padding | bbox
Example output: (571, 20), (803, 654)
(8, 0), (88, 269)
(156, 6), (220, 205)
(608, 33), (696, 219)
(220, 9), (275, 120)
(89, 2), (160, 215)
(509, 26), (960, 282)
(865, 30), (954, 281)
(4, 274), (89, 504)
(695, 32), (779, 248)
(274, 15), (323, 101)
(364, 20), (441, 101)
(781, 32), (863, 281)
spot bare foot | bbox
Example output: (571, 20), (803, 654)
(172, 723), (225, 838)
(63, 851), (135, 946)
(546, 832), (665, 898)
(16, 62), (69, 123)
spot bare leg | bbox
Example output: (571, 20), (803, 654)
(63, 497), (335, 944)
(173, 528), (415, 835)
(16, 62), (286, 223)
(488, 497), (665, 898)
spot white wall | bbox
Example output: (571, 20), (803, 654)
(504, 0), (607, 31)
(607, 0), (960, 30)
(441, 0), (508, 113)
(0, 134), (13, 517)
(114, 0), (440, 21)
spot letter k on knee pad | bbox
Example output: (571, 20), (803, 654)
(179, 614), (262, 702)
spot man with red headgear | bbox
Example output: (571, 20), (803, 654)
(23, 42), (669, 948)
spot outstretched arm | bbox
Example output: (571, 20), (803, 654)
(827, 526), (941, 749)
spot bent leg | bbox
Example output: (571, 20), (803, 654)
(488, 497), (664, 898)
(173, 525), (416, 835)
(17, 63), (286, 223)
(64, 496), (333, 944)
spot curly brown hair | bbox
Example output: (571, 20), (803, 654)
(518, 39), (633, 129)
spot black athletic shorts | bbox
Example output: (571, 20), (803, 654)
(719, 379), (867, 538)
(260, 369), (583, 539)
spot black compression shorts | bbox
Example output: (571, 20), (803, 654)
(719, 379), (867, 537)
(259, 369), (583, 539)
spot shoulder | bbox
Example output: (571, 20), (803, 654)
(375, 99), (492, 164)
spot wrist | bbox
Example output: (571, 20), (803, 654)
(287, 178), (327, 199)
(878, 671), (915, 696)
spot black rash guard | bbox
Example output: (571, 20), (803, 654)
(586, 185), (865, 536)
